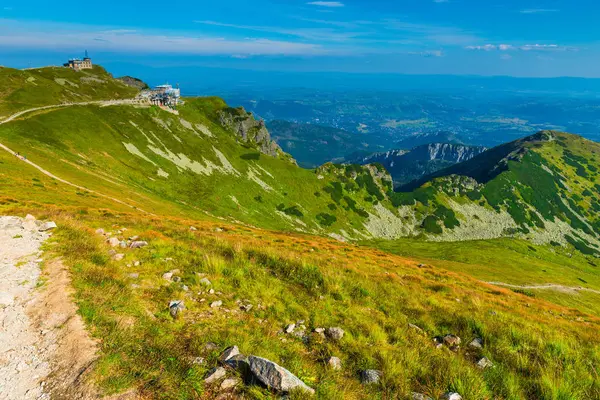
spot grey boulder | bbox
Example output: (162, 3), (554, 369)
(169, 300), (184, 318)
(326, 327), (344, 340)
(360, 369), (382, 384)
(248, 356), (314, 394)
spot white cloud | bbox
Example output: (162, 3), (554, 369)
(0, 19), (324, 56)
(307, 1), (344, 7)
(466, 43), (576, 52)
(520, 9), (559, 14)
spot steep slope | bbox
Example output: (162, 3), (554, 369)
(0, 92), (396, 241)
(347, 143), (487, 186)
(392, 131), (600, 252)
(0, 65), (138, 117)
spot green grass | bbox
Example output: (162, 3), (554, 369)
(40, 211), (600, 400)
(368, 237), (600, 317)
(0, 65), (137, 117)
(3, 67), (600, 399)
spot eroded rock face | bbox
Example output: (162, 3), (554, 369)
(217, 107), (296, 164)
(247, 356), (315, 394)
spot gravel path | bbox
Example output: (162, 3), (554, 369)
(485, 281), (600, 295)
(0, 216), (51, 399)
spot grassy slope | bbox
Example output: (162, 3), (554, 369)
(1, 117), (600, 399)
(0, 97), (391, 237)
(0, 65), (137, 117)
(2, 68), (600, 399)
(369, 238), (600, 317)
(3, 193), (599, 399)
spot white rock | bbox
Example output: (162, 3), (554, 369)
(38, 221), (57, 232)
(220, 377), (239, 390)
(204, 367), (226, 384)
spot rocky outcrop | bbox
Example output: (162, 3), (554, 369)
(117, 76), (149, 90)
(247, 356), (315, 394)
(348, 143), (487, 187)
(218, 107), (296, 164)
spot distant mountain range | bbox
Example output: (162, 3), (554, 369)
(345, 143), (487, 186)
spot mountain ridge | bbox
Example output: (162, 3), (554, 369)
(346, 142), (487, 186)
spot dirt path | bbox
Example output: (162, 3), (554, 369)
(0, 216), (53, 399)
(0, 216), (100, 399)
(0, 101), (154, 216)
(485, 281), (600, 295)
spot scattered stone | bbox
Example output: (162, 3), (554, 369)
(326, 327), (344, 340)
(327, 357), (341, 370)
(108, 249), (117, 257)
(38, 221), (57, 232)
(223, 353), (250, 371)
(412, 393), (432, 400)
(162, 272), (173, 281)
(408, 323), (424, 333)
(113, 254), (125, 261)
(204, 367), (227, 384)
(214, 228), (224, 233)
(129, 235), (139, 241)
(211, 300), (223, 308)
(443, 393), (463, 400)
(476, 357), (493, 370)
(130, 241), (148, 249)
(95, 228), (105, 235)
(190, 226), (198, 231)
(204, 342), (219, 352)
(209, 288), (215, 294)
(442, 334), (461, 350)
(360, 370), (382, 385)
(128, 273), (139, 279)
(182, 285), (189, 292)
(220, 377), (240, 390)
(219, 346), (240, 363)
(169, 300), (184, 318)
(119, 241), (127, 248)
(199, 278), (212, 286)
(469, 338), (484, 349)
(134, 261), (141, 267)
(192, 357), (205, 365)
(107, 237), (120, 247)
(285, 324), (296, 334)
(172, 276), (181, 283)
(248, 356), (315, 394)
(240, 304), (253, 312)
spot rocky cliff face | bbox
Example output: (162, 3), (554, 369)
(218, 107), (296, 164)
(349, 143), (487, 186)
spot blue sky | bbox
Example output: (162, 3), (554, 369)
(1, 0), (599, 77)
